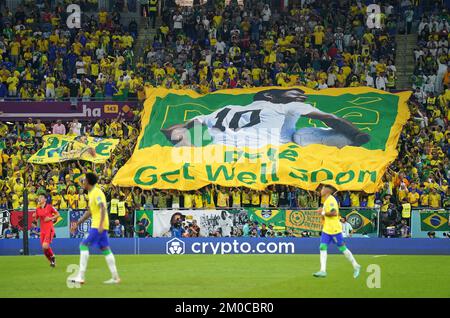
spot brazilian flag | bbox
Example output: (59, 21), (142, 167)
(420, 211), (450, 231)
(248, 209), (286, 232)
(340, 209), (378, 234)
(54, 210), (68, 228)
(135, 210), (153, 236)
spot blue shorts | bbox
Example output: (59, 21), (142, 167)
(81, 228), (110, 249)
(320, 232), (345, 247)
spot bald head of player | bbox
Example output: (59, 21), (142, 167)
(320, 184), (337, 197)
(253, 88), (308, 104)
(83, 172), (98, 191)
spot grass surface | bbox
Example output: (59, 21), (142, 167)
(0, 254), (449, 298)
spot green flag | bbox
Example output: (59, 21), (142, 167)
(247, 208), (285, 232)
(135, 210), (154, 236)
(340, 209), (378, 234)
(54, 210), (68, 228)
(420, 210), (450, 231)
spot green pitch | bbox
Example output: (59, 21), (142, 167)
(0, 254), (449, 298)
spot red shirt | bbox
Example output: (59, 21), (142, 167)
(35, 204), (57, 233)
(328, 47), (338, 58)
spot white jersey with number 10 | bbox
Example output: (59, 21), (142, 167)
(193, 100), (318, 148)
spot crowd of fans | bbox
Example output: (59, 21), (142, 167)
(0, 1), (140, 102)
(0, 0), (449, 239)
(150, 0), (402, 91)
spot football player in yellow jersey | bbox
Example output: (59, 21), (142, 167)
(70, 173), (120, 285)
(313, 185), (360, 279)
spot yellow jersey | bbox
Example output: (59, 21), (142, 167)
(78, 194), (88, 209)
(194, 194), (203, 208)
(429, 193), (441, 208)
(261, 193), (270, 206)
(350, 192), (360, 207)
(28, 193), (37, 209)
(184, 194), (193, 209)
(242, 192), (250, 205)
(88, 185), (108, 229)
(407, 192), (420, 207)
(322, 195), (342, 235)
(231, 191), (241, 205)
(251, 192), (260, 205)
(217, 192), (229, 207)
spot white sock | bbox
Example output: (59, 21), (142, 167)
(343, 249), (359, 269)
(105, 253), (119, 280)
(79, 250), (89, 280)
(320, 250), (327, 272)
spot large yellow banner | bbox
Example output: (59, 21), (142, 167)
(113, 87), (411, 192)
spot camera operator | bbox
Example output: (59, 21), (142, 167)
(397, 219), (411, 238)
(190, 219), (200, 237)
(381, 203), (401, 237)
(182, 225), (190, 238)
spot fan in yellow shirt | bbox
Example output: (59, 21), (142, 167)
(428, 189), (441, 208)
(250, 191), (260, 206)
(28, 187), (38, 209)
(407, 189), (420, 207)
(77, 189), (88, 209)
(194, 191), (203, 208)
(7, 75), (19, 96)
(98, 10), (108, 24)
(350, 192), (360, 207)
(313, 30), (325, 46)
(231, 189), (241, 207)
(217, 188), (229, 208)
(11, 192), (22, 209)
(183, 192), (194, 209)
(260, 191), (270, 207)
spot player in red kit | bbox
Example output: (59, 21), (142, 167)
(33, 193), (59, 267)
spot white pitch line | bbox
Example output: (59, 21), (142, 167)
(373, 255), (388, 258)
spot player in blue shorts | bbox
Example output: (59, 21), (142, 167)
(313, 184), (361, 278)
(70, 173), (120, 284)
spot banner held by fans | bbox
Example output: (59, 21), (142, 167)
(113, 87), (411, 192)
(28, 134), (119, 164)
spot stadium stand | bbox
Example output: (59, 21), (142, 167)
(0, 0), (449, 239)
